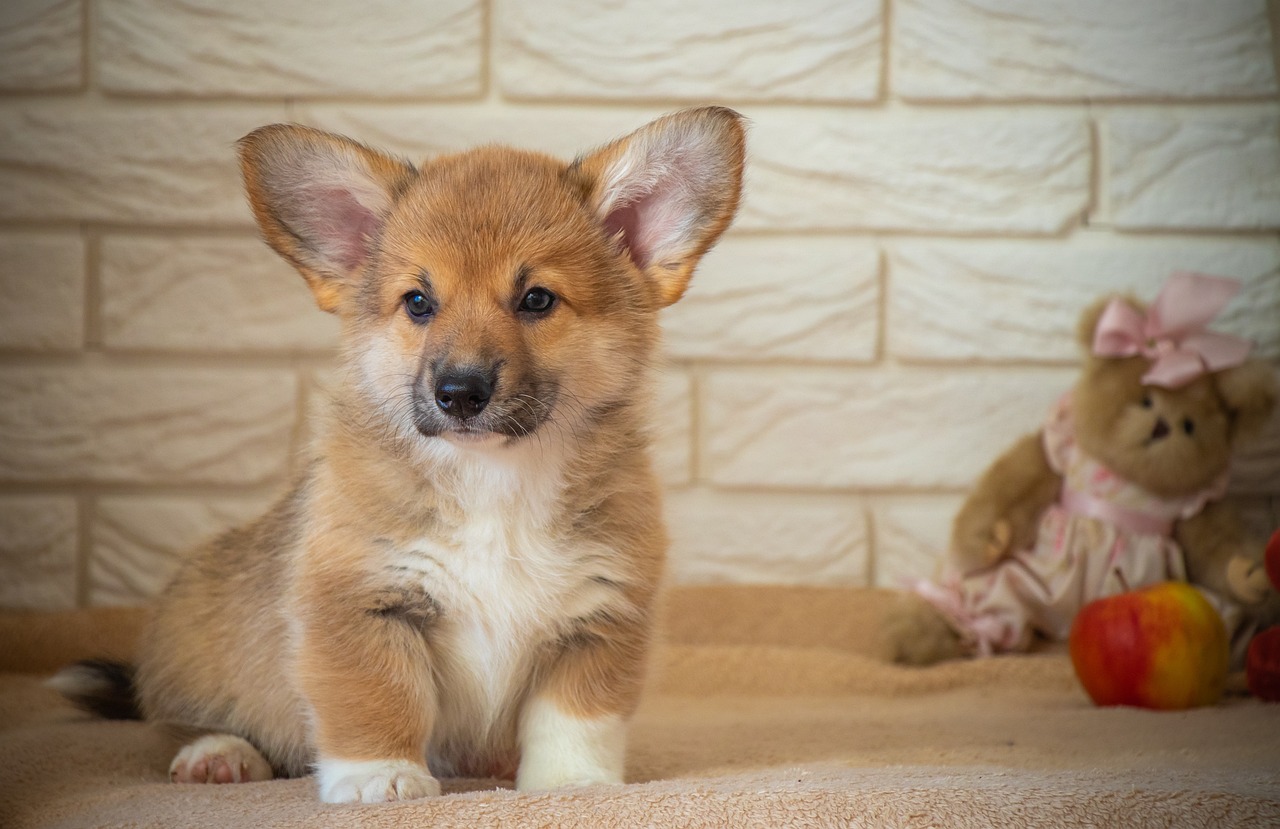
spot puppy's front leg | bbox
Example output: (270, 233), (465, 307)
(295, 575), (440, 804)
(516, 614), (648, 791)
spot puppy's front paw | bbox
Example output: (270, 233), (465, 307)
(170, 734), (273, 784)
(315, 758), (440, 804)
(516, 696), (625, 791)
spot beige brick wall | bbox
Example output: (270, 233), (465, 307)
(1, 0), (1278, 609)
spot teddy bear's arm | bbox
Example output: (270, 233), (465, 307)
(949, 431), (1062, 574)
(1177, 500), (1271, 605)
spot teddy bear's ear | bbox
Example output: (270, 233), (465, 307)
(1215, 360), (1278, 441)
(1076, 295), (1143, 355)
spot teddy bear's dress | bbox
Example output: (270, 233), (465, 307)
(915, 393), (1228, 656)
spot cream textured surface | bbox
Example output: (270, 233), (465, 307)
(1, 587), (1278, 828)
(1, 0), (1279, 611)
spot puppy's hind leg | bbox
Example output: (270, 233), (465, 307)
(170, 733), (274, 784)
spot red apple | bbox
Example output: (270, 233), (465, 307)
(1265, 529), (1280, 592)
(1247, 628), (1280, 702)
(1069, 582), (1228, 710)
(1245, 529), (1280, 702)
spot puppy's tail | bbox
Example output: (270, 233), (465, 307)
(46, 659), (142, 720)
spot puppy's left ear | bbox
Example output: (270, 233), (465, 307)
(237, 124), (416, 313)
(574, 107), (746, 306)
(1216, 360), (1278, 441)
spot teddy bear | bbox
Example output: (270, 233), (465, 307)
(882, 272), (1279, 667)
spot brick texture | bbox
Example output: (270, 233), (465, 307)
(91, 496), (265, 606)
(1, 2), (1277, 609)
(0, 232), (84, 351)
(0, 0), (82, 92)
(662, 237), (879, 362)
(887, 237), (1280, 362)
(0, 497), (78, 610)
(0, 104), (284, 224)
(896, 0), (1277, 100)
(666, 489), (868, 584)
(742, 111), (1091, 233)
(498, 0), (881, 102)
(99, 0), (481, 99)
(100, 235), (338, 353)
(1105, 110), (1280, 231)
(0, 368), (297, 485)
(869, 496), (963, 588)
(701, 368), (1076, 489)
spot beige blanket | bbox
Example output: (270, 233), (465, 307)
(2, 587), (1278, 827)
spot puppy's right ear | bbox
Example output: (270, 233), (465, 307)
(238, 125), (416, 313)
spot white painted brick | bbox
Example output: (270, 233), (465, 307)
(888, 236), (1280, 362)
(1106, 110), (1280, 230)
(99, 0), (480, 98)
(653, 366), (693, 487)
(665, 489), (867, 584)
(0, 232), (84, 351)
(0, 0), (81, 91)
(662, 237), (879, 362)
(293, 105), (668, 163)
(0, 103), (284, 224)
(0, 368), (297, 485)
(0, 496), (77, 610)
(91, 495), (265, 606)
(701, 367), (1074, 489)
(497, 0), (880, 102)
(895, 0), (1277, 100)
(743, 110), (1091, 233)
(296, 107), (1087, 235)
(870, 495), (963, 588)
(101, 235), (339, 353)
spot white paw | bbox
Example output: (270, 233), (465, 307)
(315, 758), (441, 804)
(170, 734), (273, 784)
(516, 696), (625, 791)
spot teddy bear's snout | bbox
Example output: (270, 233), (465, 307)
(1149, 417), (1171, 441)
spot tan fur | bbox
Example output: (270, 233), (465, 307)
(879, 593), (965, 665)
(949, 432), (1061, 574)
(132, 108), (745, 792)
(884, 293), (1279, 666)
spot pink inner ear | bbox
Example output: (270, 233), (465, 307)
(603, 189), (691, 271)
(603, 203), (645, 266)
(305, 186), (382, 273)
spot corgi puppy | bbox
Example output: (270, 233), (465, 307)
(55, 108), (745, 803)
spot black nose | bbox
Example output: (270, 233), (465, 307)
(435, 371), (493, 419)
(1151, 417), (1170, 440)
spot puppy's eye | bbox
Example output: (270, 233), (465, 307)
(1182, 418), (1195, 436)
(403, 291), (435, 319)
(1140, 395), (1153, 409)
(519, 287), (556, 314)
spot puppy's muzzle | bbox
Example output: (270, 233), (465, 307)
(434, 370), (494, 420)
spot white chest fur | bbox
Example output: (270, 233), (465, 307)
(390, 440), (618, 762)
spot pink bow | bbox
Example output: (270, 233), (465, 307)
(1091, 271), (1253, 388)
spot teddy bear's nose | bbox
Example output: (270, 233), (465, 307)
(1150, 417), (1170, 441)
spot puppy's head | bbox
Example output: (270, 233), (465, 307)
(238, 109), (744, 450)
